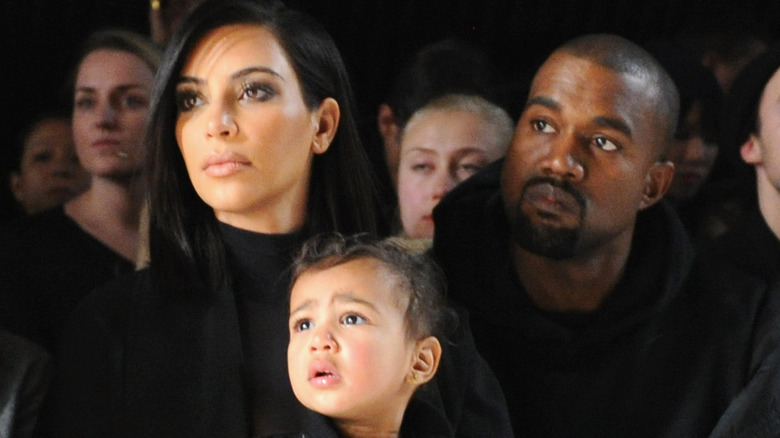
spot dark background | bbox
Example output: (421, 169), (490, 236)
(2, 0), (779, 218)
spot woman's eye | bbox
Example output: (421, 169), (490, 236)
(411, 162), (433, 172)
(532, 119), (555, 133)
(240, 82), (275, 102)
(74, 97), (94, 110)
(455, 163), (483, 181)
(123, 94), (149, 109)
(175, 91), (202, 112)
(342, 314), (366, 325)
(594, 136), (619, 152)
(293, 319), (313, 332)
(32, 151), (53, 163)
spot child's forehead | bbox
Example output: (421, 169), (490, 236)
(294, 257), (411, 307)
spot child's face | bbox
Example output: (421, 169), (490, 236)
(287, 258), (417, 425)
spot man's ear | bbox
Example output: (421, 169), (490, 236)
(639, 161), (675, 210)
(740, 135), (763, 165)
(406, 336), (442, 387)
(311, 97), (340, 155)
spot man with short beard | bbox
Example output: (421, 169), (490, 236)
(433, 33), (780, 437)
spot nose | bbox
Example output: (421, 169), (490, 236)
(97, 103), (119, 130)
(682, 136), (706, 162)
(310, 329), (338, 352)
(432, 169), (457, 201)
(541, 134), (585, 181)
(206, 102), (238, 138)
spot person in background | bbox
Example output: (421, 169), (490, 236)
(704, 45), (780, 288)
(377, 38), (507, 188)
(433, 33), (780, 436)
(0, 29), (161, 353)
(395, 94), (512, 246)
(644, 40), (724, 242)
(52, 1), (512, 437)
(287, 232), (453, 437)
(8, 113), (90, 216)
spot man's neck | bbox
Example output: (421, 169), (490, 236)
(512, 233), (633, 313)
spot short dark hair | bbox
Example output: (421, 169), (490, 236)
(289, 232), (456, 340)
(557, 34), (680, 156)
(385, 37), (506, 129)
(147, 0), (388, 295)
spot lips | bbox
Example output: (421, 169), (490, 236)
(308, 359), (341, 387)
(203, 151), (251, 177)
(521, 180), (584, 218)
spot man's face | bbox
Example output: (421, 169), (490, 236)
(501, 52), (671, 259)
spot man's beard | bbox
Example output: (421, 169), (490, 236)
(509, 177), (586, 260)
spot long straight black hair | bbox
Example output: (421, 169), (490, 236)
(146, 0), (387, 297)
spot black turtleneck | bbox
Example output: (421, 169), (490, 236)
(219, 223), (315, 437)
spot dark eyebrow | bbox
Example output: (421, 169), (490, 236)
(525, 96), (560, 112)
(177, 66), (284, 86)
(76, 84), (149, 93)
(526, 95), (633, 138)
(594, 116), (632, 138)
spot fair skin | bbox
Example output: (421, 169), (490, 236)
(397, 109), (506, 238)
(288, 258), (441, 438)
(66, 49), (154, 261)
(175, 24), (339, 234)
(501, 52), (674, 312)
(666, 102), (718, 202)
(11, 118), (90, 214)
(741, 67), (780, 240)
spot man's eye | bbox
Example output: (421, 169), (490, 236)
(532, 119), (555, 133)
(594, 136), (619, 151)
(342, 314), (366, 325)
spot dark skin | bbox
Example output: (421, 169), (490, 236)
(501, 51), (675, 312)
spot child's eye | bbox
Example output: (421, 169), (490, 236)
(341, 314), (366, 325)
(293, 319), (314, 332)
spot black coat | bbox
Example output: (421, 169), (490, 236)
(432, 160), (780, 437)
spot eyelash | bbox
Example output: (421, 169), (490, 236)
(239, 81), (275, 102)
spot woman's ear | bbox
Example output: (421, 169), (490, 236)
(311, 97), (340, 155)
(406, 336), (442, 387)
(639, 161), (675, 210)
(740, 135), (763, 166)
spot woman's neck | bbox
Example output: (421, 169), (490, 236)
(64, 175), (145, 261)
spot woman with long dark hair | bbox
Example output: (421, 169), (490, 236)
(53, 1), (511, 436)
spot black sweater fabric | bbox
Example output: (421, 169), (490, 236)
(0, 207), (134, 353)
(432, 159), (780, 437)
(51, 222), (512, 437)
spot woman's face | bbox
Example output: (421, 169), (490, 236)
(175, 24), (329, 233)
(73, 49), (155, 179)
(397, 109), (505, 238)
